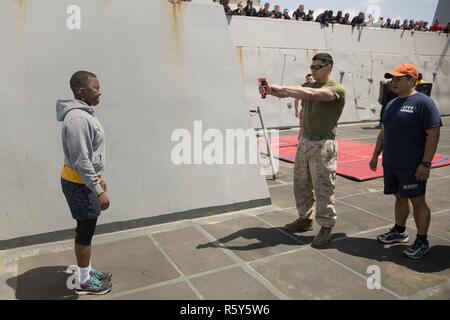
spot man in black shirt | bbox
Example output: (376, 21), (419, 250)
(401, 19), (411, 30)
(315, 10), (330, 26)
(351, 12), (366, 26)
(333, 11), (343, 24)
(383, 18), (392, 28)
(391, 19), (401, 29)
(292, 4), (306, 21)
(340, 13), (351, 25)
(243, 0), (257, 16)
(304, 9), (315, 21)
(370, 64), (442, 259)
(272, 5), (283, 19)
(327, 10), (334, 23)
(257, 2), (272, 18)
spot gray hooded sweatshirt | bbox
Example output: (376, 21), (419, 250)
(56, 99), (105, 196)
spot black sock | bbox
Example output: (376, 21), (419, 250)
(394, 224), (406, 233)
(417, 234), (428, 241)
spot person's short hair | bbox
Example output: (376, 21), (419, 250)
(70, 71), (97, 95)
(312, 53), (334, 65)
(306, 73), (313, 77)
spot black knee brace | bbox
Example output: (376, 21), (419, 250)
(75, 218), (98, 246)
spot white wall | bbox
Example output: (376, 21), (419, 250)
(0, 0), (270, 244)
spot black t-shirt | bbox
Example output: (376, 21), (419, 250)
(332, 16), (342, 23)
(351, 17), (364, 25)
(293, 10), (306, 20)
(257, 9), (272, 18)
(382, 93), (442, 168)
(315, 13), (330, 24)
(243, 6), (257, 16)
(272, 11), (282, 19)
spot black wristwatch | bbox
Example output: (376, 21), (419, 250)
(421, 161), (432, 168)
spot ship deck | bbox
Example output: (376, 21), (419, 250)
(1, 118), (449, 300)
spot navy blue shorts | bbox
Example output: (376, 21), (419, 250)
(383, 167), (427, 198)
(61, 178), (101, 221)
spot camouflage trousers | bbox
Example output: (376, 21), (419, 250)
(293, 137), (338, 228)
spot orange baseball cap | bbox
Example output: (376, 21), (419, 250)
(385, 64), (419, 79)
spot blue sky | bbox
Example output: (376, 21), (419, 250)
(265, 0), (439, 24)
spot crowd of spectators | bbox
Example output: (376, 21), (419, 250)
(217, 1), (449, 34)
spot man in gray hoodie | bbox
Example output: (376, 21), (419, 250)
(57, 71), (112, 296)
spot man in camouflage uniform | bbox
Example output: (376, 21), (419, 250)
(259, 53), (346, 247)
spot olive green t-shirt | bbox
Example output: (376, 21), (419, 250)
(302, 79), (346, 137)
(300, 81), (315, 108)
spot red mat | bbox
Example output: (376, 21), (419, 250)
(259, 136), (450, 181)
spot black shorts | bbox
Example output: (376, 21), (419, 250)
(61, 178), (101, 221)
(383, 167), (427, 198)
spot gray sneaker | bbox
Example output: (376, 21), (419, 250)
(377, 228), (409, 244)
(403, 238), (430, 259)
(90, 268), (112, 282)
(75, 276), (112, 296)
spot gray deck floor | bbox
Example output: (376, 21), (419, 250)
(1, 118), (449, 300)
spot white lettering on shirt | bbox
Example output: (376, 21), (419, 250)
(400, 106), (415, 113)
